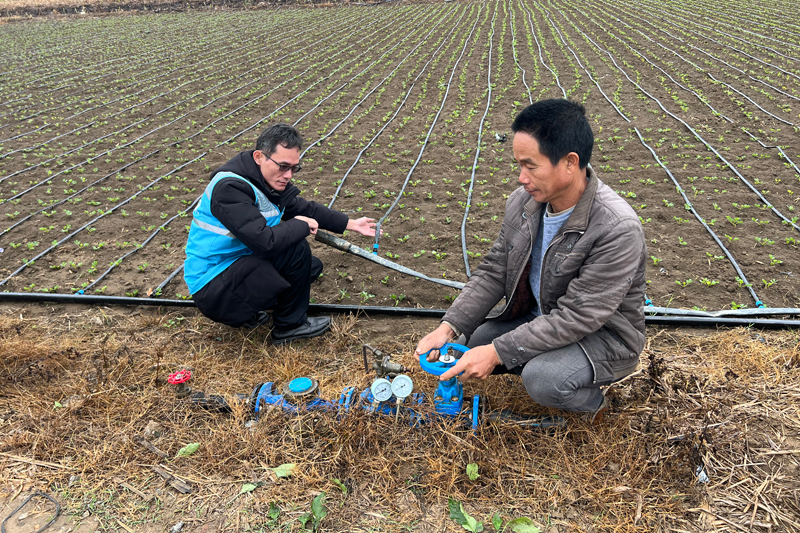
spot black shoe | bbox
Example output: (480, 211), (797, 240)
(310, 256), (323, 282)
(272, 316), (331, 345)
(240, 310), (271, 329)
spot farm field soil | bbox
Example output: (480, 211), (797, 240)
(2, 0), (800, 313)
(1, 303), (799, 532)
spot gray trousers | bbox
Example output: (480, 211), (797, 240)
(462, 314), (604, 413)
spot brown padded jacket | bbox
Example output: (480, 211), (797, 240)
(442, 168), (647, 385)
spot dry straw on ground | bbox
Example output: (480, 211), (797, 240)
(1, 304), (798, 532)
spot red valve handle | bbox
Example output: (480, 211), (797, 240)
(168, 369), (192, 384)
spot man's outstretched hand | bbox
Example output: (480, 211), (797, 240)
(346, 217), (381, 237)
(439, 344), (501, 381)
(414, 323), (457, 362)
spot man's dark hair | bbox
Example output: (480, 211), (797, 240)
(511, 99), (593, 169)
(255, 124), (303, 156)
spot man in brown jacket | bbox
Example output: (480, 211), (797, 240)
(415, 99), (647, 419)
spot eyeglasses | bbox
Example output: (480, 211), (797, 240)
(264, 152), (302, 174)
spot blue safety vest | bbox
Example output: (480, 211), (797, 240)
(184, 172), (284, 294)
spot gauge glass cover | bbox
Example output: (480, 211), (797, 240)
(370, 378), (393, 402)
(391, 374), (413, 398)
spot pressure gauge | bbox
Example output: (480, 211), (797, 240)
(370, 378), (393, 402)
(390, 374), (414, 399)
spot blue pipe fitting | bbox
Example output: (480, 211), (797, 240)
(645, 299), (653, 306)
(756, 301), (765, 308)
(252, 382), (336, 415)
(434, 377), (464, 417)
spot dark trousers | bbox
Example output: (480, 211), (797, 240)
(193, 240), (312, 329)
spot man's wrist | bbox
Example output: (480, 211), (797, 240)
(441, 321), (460, 340)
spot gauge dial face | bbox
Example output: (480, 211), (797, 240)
(370, 378), (393, 402)
(391, 374), (414, 399)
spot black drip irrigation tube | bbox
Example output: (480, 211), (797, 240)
(2, 292), (800, 328)
(461, 6), (497, 278)
(326, 6), (467, 209)
(509, 2), (533, 105)
(575, 4), (733, 122)
(522, 2), (567, 99)
(372, 3), (485, 253)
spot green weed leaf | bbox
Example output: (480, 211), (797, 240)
(332, 478), (348, 496)
(466, 463), (480, 481)
(492, 512), (502, 531)
(239, 482), (259, 495)
(298, 512), (312, 528)
(311, 491), (327, 523)
(449, 498), (483, 532)
(176, 442), (200, 457)
(267, 502), (280, 520)
(504, 517), (540, 533)
(272, 463), (296, 478)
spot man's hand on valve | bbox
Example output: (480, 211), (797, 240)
(439, 344), (501, 381)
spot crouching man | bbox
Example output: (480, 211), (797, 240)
(184, 124), (377, 344)
(415, 99), (647, 421)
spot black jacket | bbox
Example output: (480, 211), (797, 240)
(209, 150), (349, 259)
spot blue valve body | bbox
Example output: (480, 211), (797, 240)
(418, 343), (470, 418)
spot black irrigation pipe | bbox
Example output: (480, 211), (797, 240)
(522, 1), (566, 99)
(0, 8), (420, 286)
(547, 2), (763, 307)
(325, 5), (467, 207)
(82, 196), (202, 294)
(705, 72), (794, 126)
(573, 2), (734, 122)
(633, 127), (763, 306)
(646, 2), (800, 65)
(573, 23), (800, 234)
(631, 2), (800, 85)
(610, 3), (800, 107)
(0, 13), (248, 99)
(684, 1), (800, 52)
(742, 128), (800, 180)
(0, 156), (202, 288)
(461, 6), (497, 278)
(695, 1), (800, 40)
(510, 0), (533, 105)
(299, 3), (455, 161)
(151, 5), (465, 296)
(372, 3), (485, 253)
(2, 292), (799, 328)
(0, 149), (160, 238)
(48, 7), (437, 294)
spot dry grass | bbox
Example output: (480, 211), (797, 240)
(1, 304), (799, 532)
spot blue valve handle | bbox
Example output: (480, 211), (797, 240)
(418, 343), (470, 376)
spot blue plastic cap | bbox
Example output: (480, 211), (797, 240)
(288, 377), (313, 393)
(645, 299), (652, 306)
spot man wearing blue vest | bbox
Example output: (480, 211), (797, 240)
(415, 100), (647, 422)
(185, 124), (377, 344)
